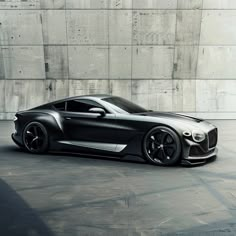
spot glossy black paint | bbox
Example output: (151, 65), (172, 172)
(12, 95), (218, 165)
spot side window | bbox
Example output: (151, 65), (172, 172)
(67, 99), (106, 113)
(54, 101), (66, 111)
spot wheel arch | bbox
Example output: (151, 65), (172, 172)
(142, 123), (183, 145)
(20, 111), (64, 147)
(142, 123), (183, 164)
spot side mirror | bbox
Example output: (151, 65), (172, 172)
(89, 107), (106, 117)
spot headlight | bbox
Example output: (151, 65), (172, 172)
(183, 130), (191, 137)
(192, 130), (205, 143)
(13, 116), (18, 122)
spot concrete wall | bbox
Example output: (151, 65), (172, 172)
(0, 0), (236, 119)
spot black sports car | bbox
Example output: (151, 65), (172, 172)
(12, 95), (218, 166)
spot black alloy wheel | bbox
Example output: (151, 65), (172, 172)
(143, 126), (181, 166)
(23, 122), (48, 154)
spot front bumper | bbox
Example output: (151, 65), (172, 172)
(181, 148), (217, 166)
(187, 147), (218, 160)
(181, 138), (218, 166)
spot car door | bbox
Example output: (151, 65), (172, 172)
(59, 99), (119, 152)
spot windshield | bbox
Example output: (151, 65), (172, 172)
(102, 97), (147, 114)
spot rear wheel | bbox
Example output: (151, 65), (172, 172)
(143, 126), (181, 166)
(23, 122), (48, 154)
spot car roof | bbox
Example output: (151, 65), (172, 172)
(31, 94), (113, 110)
(55, 94), (112, 103)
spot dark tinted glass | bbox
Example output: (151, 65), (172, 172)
(54, 102), (66, 111)
(103, 97), (147, 114)
(67, 99), (105, 113)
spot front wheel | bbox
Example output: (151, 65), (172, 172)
(143, 126), (181, 166)
(23, 122), (49, 154)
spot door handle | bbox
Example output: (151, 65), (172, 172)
(65, 117), (71, 120)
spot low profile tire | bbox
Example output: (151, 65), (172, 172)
(23, 122), (48, 154)
(143, 126), (181, 166)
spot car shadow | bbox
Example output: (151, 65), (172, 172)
(1, 144), (216, 169)
(2, 144), (145, 163)
(0, 178), (54, 236)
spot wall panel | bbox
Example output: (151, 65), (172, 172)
(0, 0), (235, 119)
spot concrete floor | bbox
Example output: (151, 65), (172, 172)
(0, 120), (236, 236)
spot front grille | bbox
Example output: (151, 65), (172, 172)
(208, 128), (218, 148)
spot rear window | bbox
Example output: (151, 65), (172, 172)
(54, 102), (66, 111)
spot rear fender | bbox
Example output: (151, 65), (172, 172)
(21, 112), (64, 145)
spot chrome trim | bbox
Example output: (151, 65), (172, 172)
(58, 141), (127, 153)
(183, 131), (191, 137)
(50, 112), (63, 130)
(116, 144), (127, 152)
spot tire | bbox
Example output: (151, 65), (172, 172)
(23, 122), (49, 154)
(143, 126), (181, 166)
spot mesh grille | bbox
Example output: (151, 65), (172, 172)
(208, 128), (218, 148)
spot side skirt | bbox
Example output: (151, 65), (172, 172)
(57, 140), (127, 153)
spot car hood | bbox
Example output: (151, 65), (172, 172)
(134, 111), (215, 132)
(137, 111), (202, 123)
